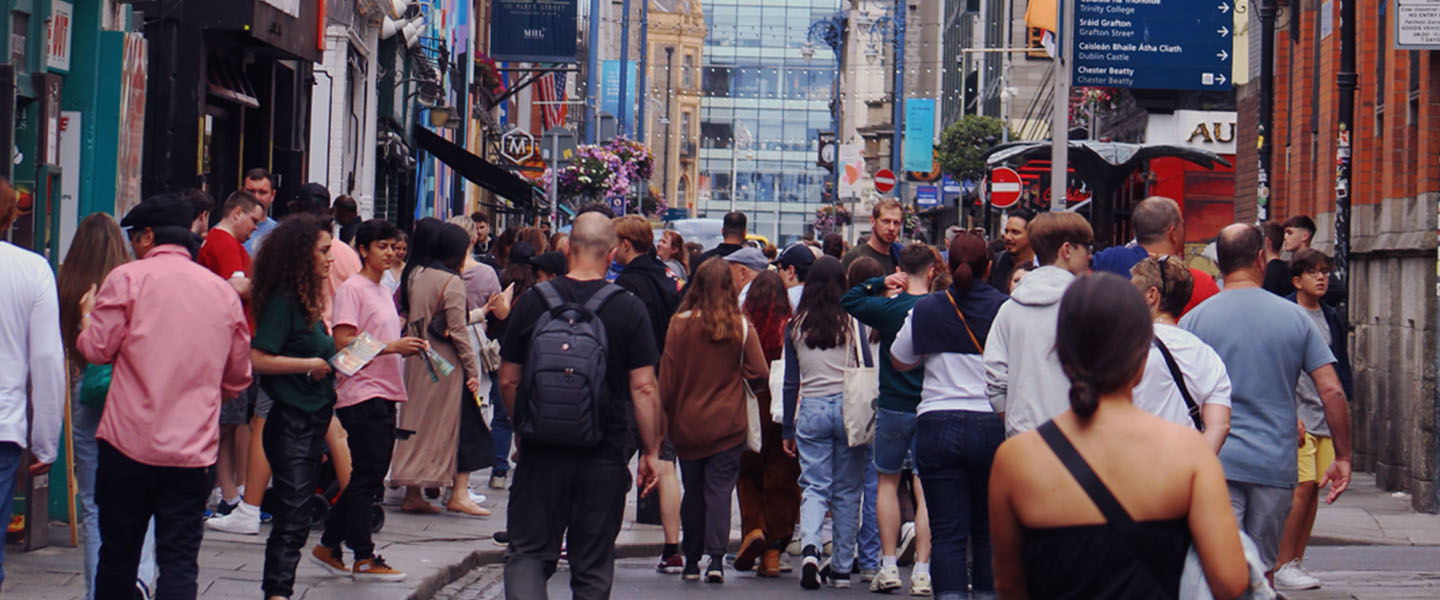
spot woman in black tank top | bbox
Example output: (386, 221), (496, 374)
(988, 274), (1250, 599)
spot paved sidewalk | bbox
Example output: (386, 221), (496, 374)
(4, 471), (1433, 599)
(1, 482), (671, 600)
(1311, 473), (1440, 546)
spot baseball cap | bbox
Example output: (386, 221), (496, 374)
(723, 247), (769, 272)
(120, 193), (193, 231)
(528, 251), (569, 277)
(774, 244), (815, 271)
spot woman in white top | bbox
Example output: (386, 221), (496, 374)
(781, 256), (868, 591)
(890, 232), (1009, 599)
(1129, 256), (1233, 454)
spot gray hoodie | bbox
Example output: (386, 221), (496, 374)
(983, 265), (1076, 437)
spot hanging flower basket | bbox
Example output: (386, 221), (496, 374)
(544, 139), (658, 205)
(814, 204), (851, 233)
(475, 52), (506, 98)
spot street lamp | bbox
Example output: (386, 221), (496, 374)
(808, 13), (845, 232)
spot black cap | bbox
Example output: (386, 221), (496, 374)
(120, 193), (193, 231)
(774, 244), (816, 271)
(529, 251), (569, 276)
(510, 241), (537, 266)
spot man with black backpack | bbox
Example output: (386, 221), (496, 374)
(498, 212), (663, 600)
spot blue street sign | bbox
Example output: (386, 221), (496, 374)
(916, 185), (940, 209)
(1072, 0), (1234, 91)
(941, 175), (962, 196)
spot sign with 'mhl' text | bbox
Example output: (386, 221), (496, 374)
(492, 0), (579, 63)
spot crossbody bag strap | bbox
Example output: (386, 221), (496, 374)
(1153, 338), (1204, 431)
(945, 290), (984, 352)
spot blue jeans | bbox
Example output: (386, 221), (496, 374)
(72, 397), (156, 599)
(859, 445), (880, 570)
(490, 378), (512, 476)
(915, 410), (1004, 599)
(0, 441), (20, 586)
(796, 394), (866, 573)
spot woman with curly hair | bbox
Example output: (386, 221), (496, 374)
(249, 215), (338, 598)
(732, 271), (802, 577)
(391, 222), (490, 516)
(660, 259), (769, 583)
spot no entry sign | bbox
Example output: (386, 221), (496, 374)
(874, 169), (897, 194)
(989, 167), (1023, 208)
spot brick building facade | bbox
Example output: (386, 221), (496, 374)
(1260, 1), (1440, 511)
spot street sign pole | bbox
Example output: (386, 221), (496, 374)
(1050, 0), (1070, 211)
(549, 131), (560, 226)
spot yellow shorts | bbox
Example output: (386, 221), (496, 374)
(1298, 433), (1335, 484)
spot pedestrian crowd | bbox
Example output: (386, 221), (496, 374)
(0, 173), (1355, 600)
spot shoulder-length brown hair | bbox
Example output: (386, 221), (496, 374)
(58, 213), (130, 371)
(253, 215), (329, 325)
(674, 258), (743, 343)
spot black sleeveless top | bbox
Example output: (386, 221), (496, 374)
(1021, 421), (1193, 599)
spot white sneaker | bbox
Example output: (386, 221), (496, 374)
(205, 502), (260, 535)
(897, 522), (917, 566)
(1273, 559), (1321, 590)
(909, 571), (933, 596)
(870, 565), (902, 592)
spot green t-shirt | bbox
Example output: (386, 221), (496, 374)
(253, 294), (336, 413)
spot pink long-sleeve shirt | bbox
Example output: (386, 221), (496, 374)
(77, 245), (252, 468)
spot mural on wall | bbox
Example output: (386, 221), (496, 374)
(116, 33), (147, 217)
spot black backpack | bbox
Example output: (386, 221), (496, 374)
(514, 281), (622, 447)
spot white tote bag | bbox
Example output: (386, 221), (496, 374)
(842, 319), (879, 448)
(741, 318), (763, 453)
(768, 358), (785, 424)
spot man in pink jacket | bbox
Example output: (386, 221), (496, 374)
(77, 193), (252, 599)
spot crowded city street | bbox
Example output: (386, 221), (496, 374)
(4, 1), (1440, 599)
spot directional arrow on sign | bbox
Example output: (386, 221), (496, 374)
(1217, 73), (1227, 86)
(1216, 49), (1229, 61)
(1218, 2), (1230, 14)
(1217, 25), (1230, 37)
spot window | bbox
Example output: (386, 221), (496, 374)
(684, 53), (695, 89)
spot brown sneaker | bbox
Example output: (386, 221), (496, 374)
(733, 529), (766, 572)
(309, 545), (348, 576)
(353, 555), (407, 582)
(757, 549), (782, 578)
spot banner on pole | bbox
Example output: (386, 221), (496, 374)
(837, 144), (864, 199)
(601, 60), (638, 128)
(902, 98), (936, 174)
(491, 0), (579, 63)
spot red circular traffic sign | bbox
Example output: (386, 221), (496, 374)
(989, 167), (1023, 208)
(874, 169), (897, 194)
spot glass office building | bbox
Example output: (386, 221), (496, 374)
(700, 0), (841, 243)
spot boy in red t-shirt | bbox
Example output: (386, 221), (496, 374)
(197, 190), (266, 511)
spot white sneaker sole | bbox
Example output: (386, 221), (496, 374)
(205, 518), (259, 536)
(353, 570), (408, 582)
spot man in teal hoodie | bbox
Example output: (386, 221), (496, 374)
(841, 244), (936, 595)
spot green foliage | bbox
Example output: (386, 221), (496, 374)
(936, 115), (1010, 182)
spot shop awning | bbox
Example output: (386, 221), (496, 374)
(411, 124), (539, 211)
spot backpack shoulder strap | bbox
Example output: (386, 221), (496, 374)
(582, 283), (624, 315)
(535, 281), (564, 310)
(1153, 338), (1204, 431)
(1036, 421), (1135, 527)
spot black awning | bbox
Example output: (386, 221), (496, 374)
(411, 124), (538, 210)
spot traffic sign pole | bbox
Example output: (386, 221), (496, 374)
(1051, 0), (1071, 211)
